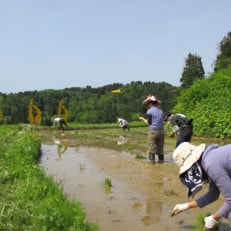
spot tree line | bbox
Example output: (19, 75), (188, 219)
(0, 81), (177, 125)
(0, 31), (231, 138)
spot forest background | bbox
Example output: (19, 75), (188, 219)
(1, 31), (231, 139)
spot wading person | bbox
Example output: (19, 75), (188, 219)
(171, 142), (231, 230)
(54, 117), (67, 130)
(118, 118), (130, 131)
(164, 112), (193, 148)
(138, 95), (164, 163)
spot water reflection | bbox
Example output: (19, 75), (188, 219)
(117, 136), (126, 145)
(53, 132), (69, 159)
(104, 186), (112, 194)
(141, 199), (162, 226)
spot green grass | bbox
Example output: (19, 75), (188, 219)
(0, 125), (99, 231)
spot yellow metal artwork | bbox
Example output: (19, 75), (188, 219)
(28, 99), (42, 125)
(58, 100), (69, 122)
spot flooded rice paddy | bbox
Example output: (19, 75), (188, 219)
(39, 128), (230, 231)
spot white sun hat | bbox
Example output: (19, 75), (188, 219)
(173, 142), (206, 174)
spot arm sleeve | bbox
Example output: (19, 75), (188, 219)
(147, 114), (152, 125)
(170, 117), (179, 132)
(173, 125), (179, 132)
(196, 181), (220, 208)
(212, 169), (231, 218)
(196, 176), (231, 218)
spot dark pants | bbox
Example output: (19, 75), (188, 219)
(176, 125), (193, 148)
(59, 119), (67, 129)
(122, 125), (130, 131)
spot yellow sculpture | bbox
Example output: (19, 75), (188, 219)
(58, 100), (69, 122)
(28, 99), (42, 125)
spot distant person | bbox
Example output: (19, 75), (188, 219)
(118, 118), (130, 131)
(138, 95), (164, 163)
(164, 112), (193, 148)
(54, 117), (67, 130)
(171, 141), (231, 230)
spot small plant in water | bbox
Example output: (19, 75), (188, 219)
(79, 164), (85, 170)
(103, 177), (112, 188)
(127, 145), (134, 152)
(135, 153), (146, 159)
(194, 212), (220, 231)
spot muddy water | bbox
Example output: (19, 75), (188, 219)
(39, 129), (230, 231)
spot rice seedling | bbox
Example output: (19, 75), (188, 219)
(79, 164), (85, 170)
(193, 212), (221, 231)
(103, 177), (112, 188)
(135, 153), (146, 159)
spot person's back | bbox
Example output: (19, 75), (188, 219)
(118, 118), (130, 131)
(164, 112), (193, 147)
(54, 117), (61, 126)
(170, 114), (189, 130)
(147, 106), (164, 130)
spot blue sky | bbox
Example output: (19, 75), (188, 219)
(0, 1), (230, 93)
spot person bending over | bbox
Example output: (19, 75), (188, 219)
(171, 142), (231, 230)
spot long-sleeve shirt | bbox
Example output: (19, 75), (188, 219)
(169, 113), (188, 132)
(118, 118), (128, 127)
(196, 143), (231, 218)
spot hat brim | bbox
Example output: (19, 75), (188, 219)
(179, 144), (206, 174)
(143, 99), (150, 106)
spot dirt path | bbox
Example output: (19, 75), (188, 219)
(39, 129), (230, 231)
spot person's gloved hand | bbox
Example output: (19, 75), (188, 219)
(171, 203), (189, 217)
(204, 215), (218, 229)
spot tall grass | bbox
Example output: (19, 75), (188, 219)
(0, 125), (99, 231)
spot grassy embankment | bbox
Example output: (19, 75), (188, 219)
(0, 125), (99, 231)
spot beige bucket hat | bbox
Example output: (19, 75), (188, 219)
(173, 142), (206, 174)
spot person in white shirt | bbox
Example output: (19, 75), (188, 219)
(118, 118), (130, 131)
(54, 117), (67, 130)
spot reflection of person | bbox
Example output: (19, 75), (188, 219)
(118, 118), (130, 131)
(164, 112), (193, 148)
(58, 139), (69, 159)
(171, 142), (231, 230)
(117, 136), (125, 145)
(53, 133), (69, 159)
(138, 95), (164, 163)
(54, 117), (67, 130)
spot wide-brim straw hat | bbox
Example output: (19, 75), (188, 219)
(173, 142), (206, 174)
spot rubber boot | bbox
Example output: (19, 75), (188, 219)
(148, 154), (155, 164)
(158, 154), (164, 163)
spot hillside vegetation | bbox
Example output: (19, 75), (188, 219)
(173, 67), (231, 138)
